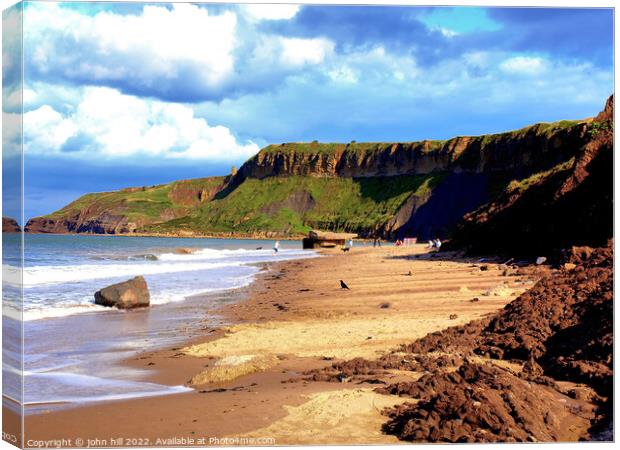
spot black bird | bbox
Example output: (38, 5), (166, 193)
(340, 280), (350, 290)
(256, 247), (263, 250)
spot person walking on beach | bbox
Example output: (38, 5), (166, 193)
(273, 240), (280, 254)
(342, 237), (353, 253)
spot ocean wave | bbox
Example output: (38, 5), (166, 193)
(156, 247), (297, 261)
(24, 371), (192, 405)
(23, 260), (236, 286)
(12, 273), (257, 322)
(23, 247), (313, 287)
(20, 304), (111, 321)
(15, 246), (317, 321)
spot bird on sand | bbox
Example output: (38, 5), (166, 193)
(340, 280), (350, 290)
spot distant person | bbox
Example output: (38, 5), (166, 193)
(273, 240), (280, 254)
(434, 238), (442, 251)
(348, 237), (353, 249)
(373, 238), (378, 248)
(428, 240), (435, 249)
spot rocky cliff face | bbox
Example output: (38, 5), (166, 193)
(234, 121), (588, 181)
(25, 211), (134, 234)
(2, 217), (21, 233)
(24, 96), (612, 243)
(449, 95), (613, 256)
(25, 177), (227, 234)
(382, 172), (492, 239)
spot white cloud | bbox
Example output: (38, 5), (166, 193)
(23, 87), (259, 162)
(24, 105), (78, 152)
(2, 112), (21, 157)
(438, 28), (459, 38)
(328, 66), (359, 84)
(279, 37), (335, 66)
(2, 5), (21, 81)
(243, 4), (300, 21)
(248, 34), (335, 71)
(500, 56), (547, 75)
(22, 2), (332, 101)
(338, 46), (420, 83)
(25, 3), (238, 99)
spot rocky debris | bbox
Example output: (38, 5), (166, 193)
(475, 243), (612, 376)
(402, 319), (487, 355)
(304, 241), (612, 442)
(304, 357), (392, 383)
(94, 276), (150, 309)
(2, 217), (21, 233)
(381, 362), (596, 443)
(390, 242), (612, 442)
(565, 246), (595, 265)
(304, 353), (463, 385)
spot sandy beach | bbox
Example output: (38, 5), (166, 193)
(24, 244), (535, 446)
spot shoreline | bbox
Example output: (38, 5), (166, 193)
(22, 231), (309, 241)
(21, 231), (385, 243)
(23, 244), (536, 445)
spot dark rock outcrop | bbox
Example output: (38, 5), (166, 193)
(94, 276), (150, 309)
(2, 217), (21, 233)
(449, 95), (613, 256)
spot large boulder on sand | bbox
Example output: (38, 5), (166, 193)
(94, 276), (150, 309)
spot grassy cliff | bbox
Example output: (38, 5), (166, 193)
(142, 174), (445, 236)
(25, 106), (603, 240)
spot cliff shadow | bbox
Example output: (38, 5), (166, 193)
(355, 174), (440, 203)
(393, 172), (494, 241)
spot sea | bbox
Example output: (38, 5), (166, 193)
(2, 234), (318, 413)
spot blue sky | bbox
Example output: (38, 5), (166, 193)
(1, 2), (614, 220)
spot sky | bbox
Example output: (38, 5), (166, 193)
(1, 2), (614, 221)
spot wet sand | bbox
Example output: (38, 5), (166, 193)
(24, 244), (535, 446)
